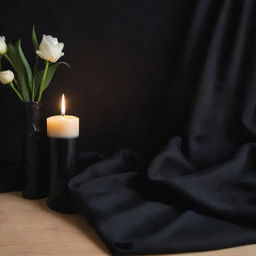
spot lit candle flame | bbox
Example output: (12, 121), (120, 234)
(61, 94), (65, 116)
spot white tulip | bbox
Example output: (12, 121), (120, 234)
(0, 70), (14, 84)
(0, 36), (7, 55)
(36, 35), (64, 63)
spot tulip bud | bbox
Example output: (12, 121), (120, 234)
(0, 70), (14, 84)
(36, 35), (64, 63)
(0, 36), (7, 55)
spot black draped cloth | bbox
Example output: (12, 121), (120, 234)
(1, 0), (256, 255)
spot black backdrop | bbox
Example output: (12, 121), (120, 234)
(2, 0), (256, 255)
(0, 0), (189, 155)
(0, 0), (189, 190)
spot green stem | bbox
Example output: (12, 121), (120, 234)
(31, 56), (39, 101)
(32, 79), (35, 101)
(3, 54), (24, 99)
(14, 79), (21, 91)
(3, 53), (15, 69)
(37, 61), (49, 102)
(9, 82), (23, 101)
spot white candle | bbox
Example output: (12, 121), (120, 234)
(47, 94), (79, 138)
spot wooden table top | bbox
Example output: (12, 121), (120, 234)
(0, 192), (255, 256)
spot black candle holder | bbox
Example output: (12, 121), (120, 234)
(47, 137), (78, 213)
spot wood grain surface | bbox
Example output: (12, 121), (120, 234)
(0, 192), (255, 256)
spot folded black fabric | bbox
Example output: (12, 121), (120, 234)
(69, 142), (256, 255)
(70, 0), (256, 255)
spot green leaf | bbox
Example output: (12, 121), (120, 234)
(31, 26), (39, 100)
(8, 44), (16, 58)
(6, 42), (30, 101)
(32, 25), (39, 51)
(35, 62), (69, 96)
(17, 40), (33, 90)
(6, 44), (17, 69)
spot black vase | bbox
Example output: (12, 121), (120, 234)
(22, 102), (48, 199)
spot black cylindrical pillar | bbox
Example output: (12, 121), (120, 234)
(47, 138), (78, 213)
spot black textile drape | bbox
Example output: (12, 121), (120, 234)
(1, 0), (256, 255)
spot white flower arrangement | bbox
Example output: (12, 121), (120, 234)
(0, 26), (69, 102)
